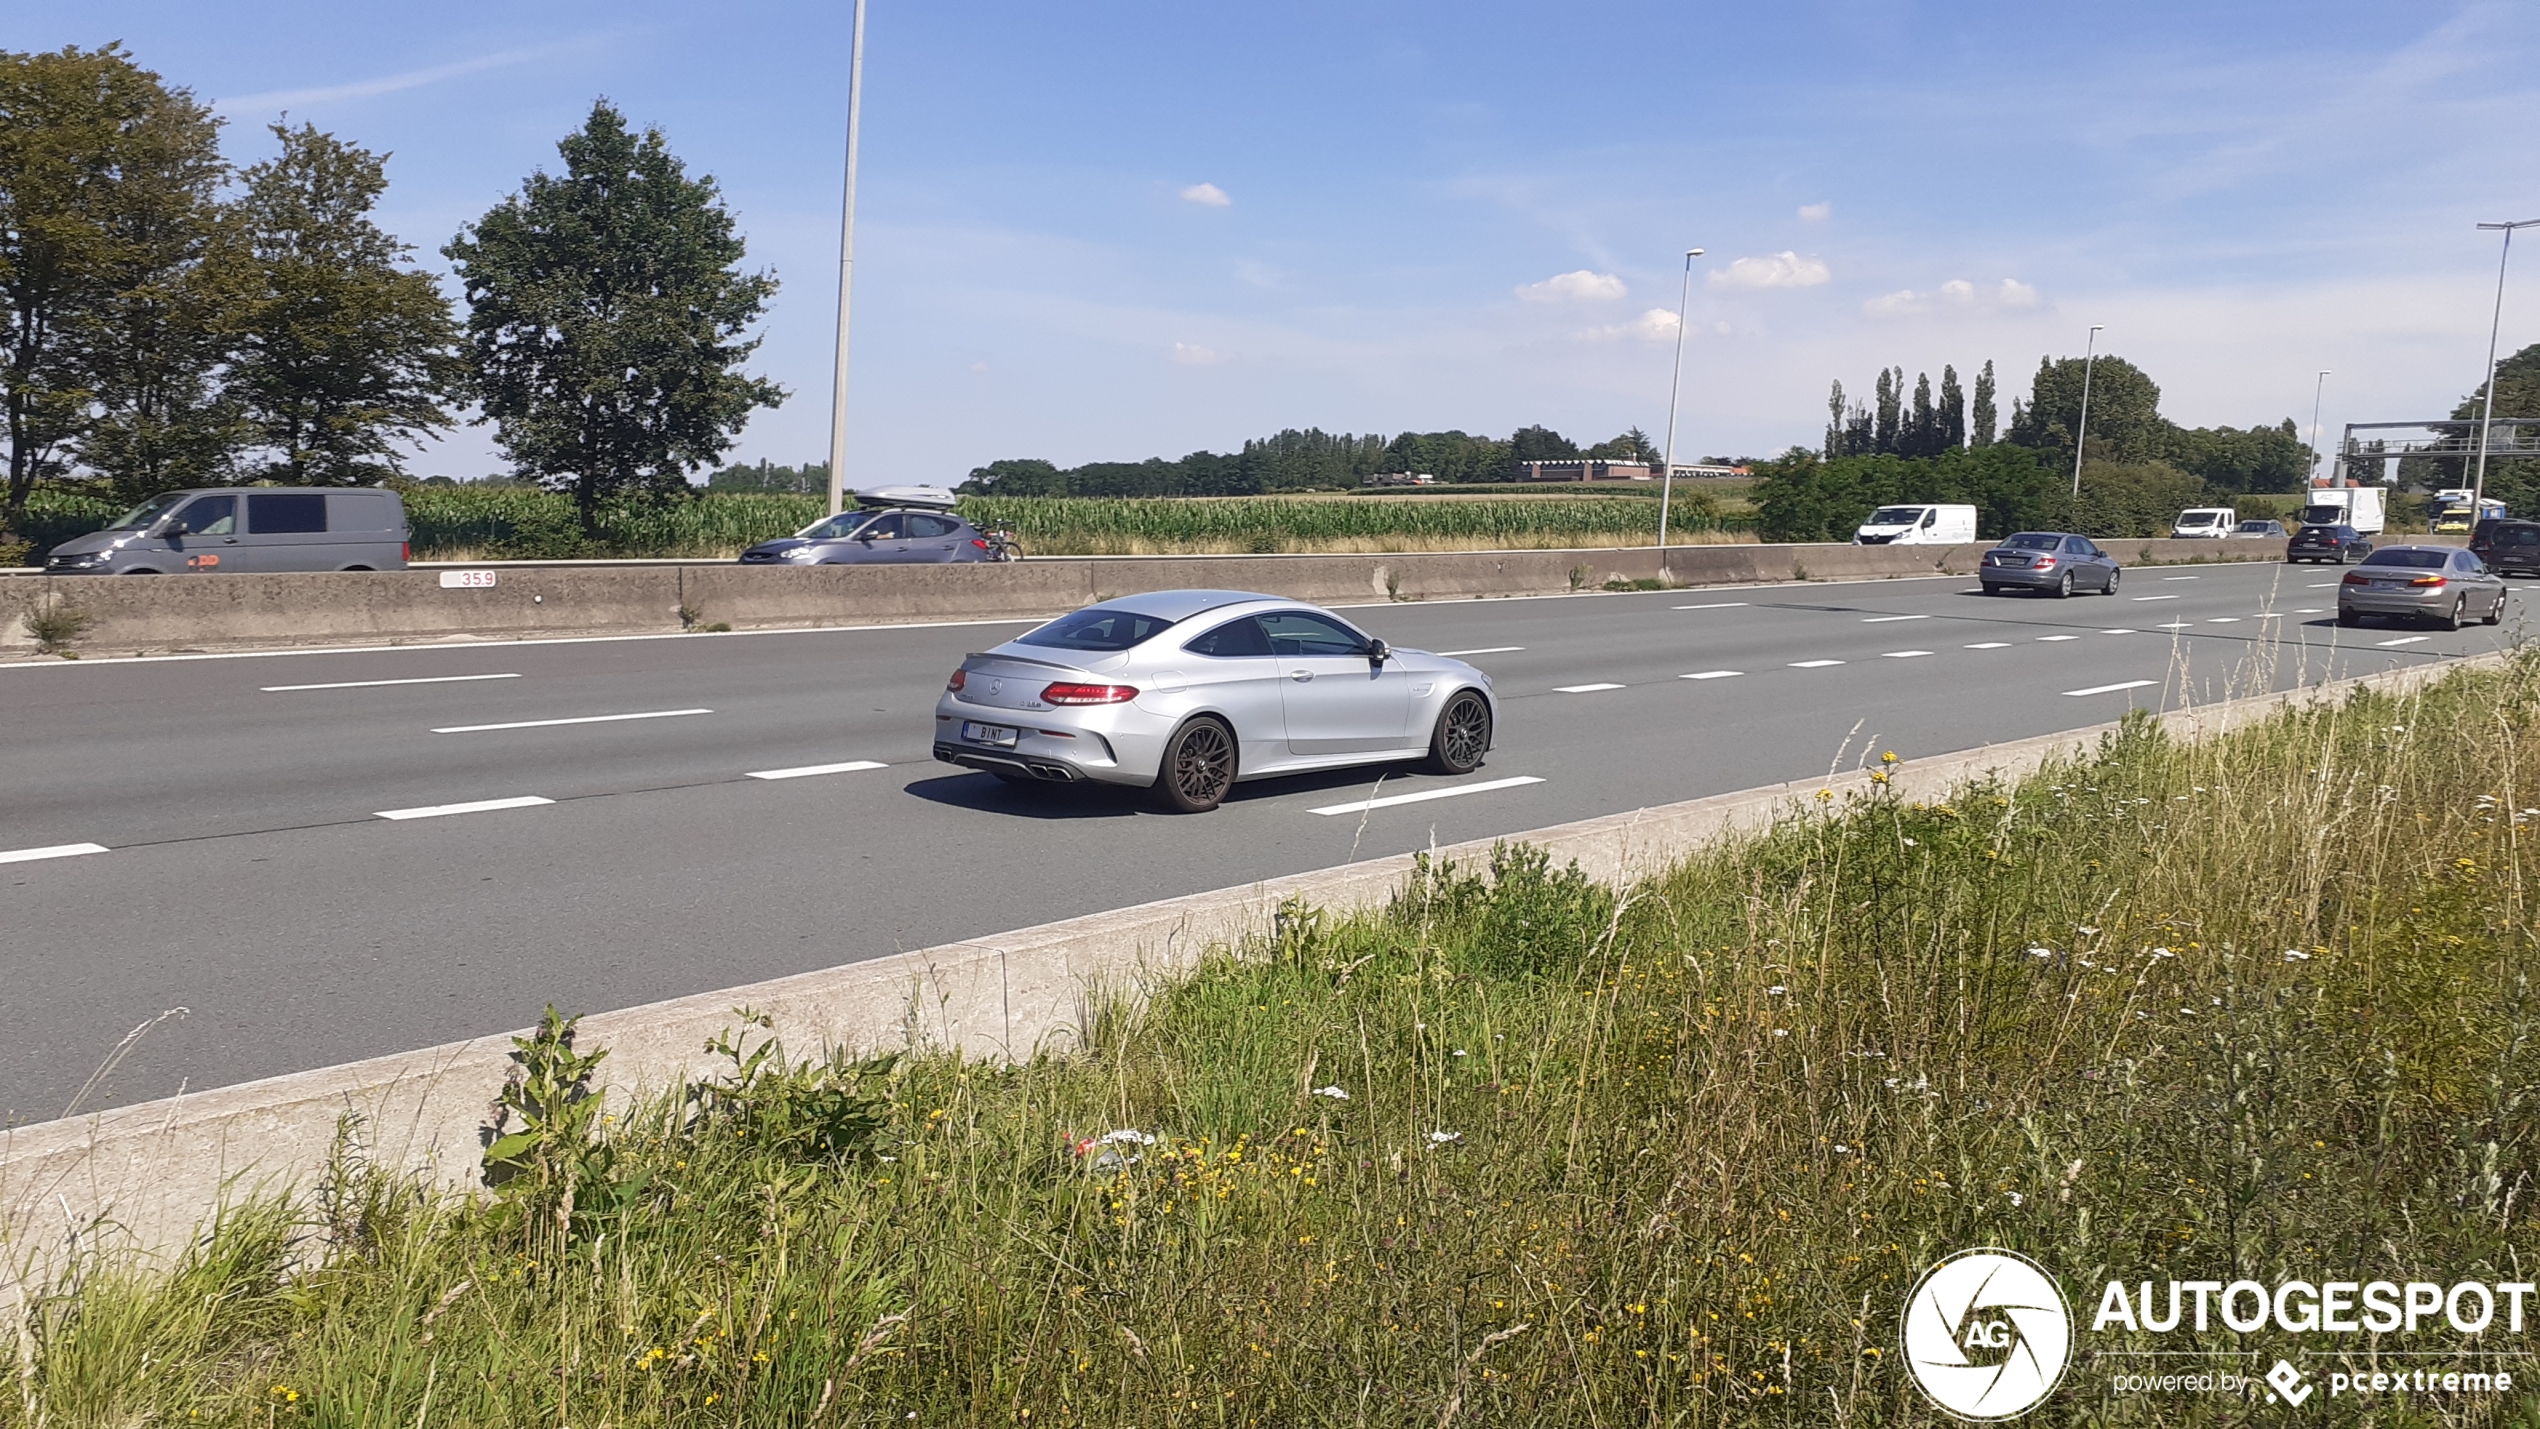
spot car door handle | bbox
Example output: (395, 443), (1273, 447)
(1290, 670), (1314, 682)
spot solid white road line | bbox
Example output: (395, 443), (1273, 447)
(2065, 680), (2159, 697)
(263, 672), (522, 692)
(1673, 601), (1750, 610)
(1789, 659), (1844, 668)
(2132, 594), (2180, 601)
(1862, 614), (1929, 623)
(1555, 683), (1626, 693)
(1964, 642), (2011, 649)
(374, 795), (555, 821)
(2377, 636), (2431, 647)
(431, 708), (712, 734)
(2036, 635), (2080, 642)
(745, 760), (889, 781)
(0, 842), (110, 865)
(1309, 776), (1545, 816)
(1680, 670), (1743, 680)
(1881, 650), (1934, 658)
(1436, 646), (1524, 657)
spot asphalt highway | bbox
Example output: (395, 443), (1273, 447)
(1, 560), (2519, 1121)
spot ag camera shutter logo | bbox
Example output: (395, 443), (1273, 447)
(1903, 1248), (2073, 1420)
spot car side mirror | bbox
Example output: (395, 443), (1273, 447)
(159, 520), (190, 538)
(1365, 637), (1390, 664)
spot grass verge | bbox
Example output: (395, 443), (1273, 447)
(9, 656), (2540, 1426)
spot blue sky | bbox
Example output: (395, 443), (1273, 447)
(22, 1), (2540, 481)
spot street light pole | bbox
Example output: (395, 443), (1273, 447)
(1655, 247), (1703, 562)
(2471, 219), (2539, 517)
(2069, 324), (2104, 499)
(2309, 370), (2332, 487)
(823, 0), (871, 519)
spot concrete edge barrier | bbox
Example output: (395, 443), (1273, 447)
(0, 540), (2292, 661)
(0, 647), (2505, 1302)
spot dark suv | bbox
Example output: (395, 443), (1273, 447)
(2287, 524), (2372, 564)
(2475, 519), (2540, 577)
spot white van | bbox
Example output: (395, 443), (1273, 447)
(1854, 503), (1977, 545)
(2171, 507), (2236, 538)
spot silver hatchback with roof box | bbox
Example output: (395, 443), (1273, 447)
(43, 488), (409, 574)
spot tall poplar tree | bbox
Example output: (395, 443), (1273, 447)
(1909, 371), (1937, 457)
(446, 101), (782, 533)
(1873, 368), (1900, 454)
(1940, 364), (1966, 449)
(1972, 360), (1998, 446)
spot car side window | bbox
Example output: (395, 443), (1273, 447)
(2457, 551), (2481, 572)
(857, 514), (903, 540)
(1259, 610), (1367, 657)
(1920, 509), (1937, 528)
(907, 514), (956, 537)
(247, 492), (327, 534)
(1185, 616), (1272, 658)
(176, 495), (236, 535)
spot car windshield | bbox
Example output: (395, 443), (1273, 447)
(2180, 512), (2221, 524)
(1866, 507), (1923, 525)
(1999, 533), (2061, 551)
(105, 492), (190, 531)
(795, 512), (876, 540)
(2297, 507), (2343, 525)
(1017, 606), (1182, 652)
(2359, 549), (2447, 569)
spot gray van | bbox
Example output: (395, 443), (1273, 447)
(43, 488), (409, 574)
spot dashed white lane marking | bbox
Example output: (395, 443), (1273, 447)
(0, 842), (109, 865)
(2162, 575), (2200, 581)
(375, 795), (555, 821)
(2207, 617), (2242, 623)
(1436, 646), (1524, 657)
(2156, 621), (2193, 629)
(2255, 612), (2283, 619)
(1964, 642), (2011, 649)
(1673, 602), (1749, 610)
(1862, 614), (1929, 623)
(2066, 680), (2160, 697)
(431, 708), (712, 734)
(2036, 635), (2080, 642)
(2377, 636), (2431, 647)
(1681, 670), (1743, 680)
(2132, 594), (2180, 602)
(2308, 582), (2340, 588)
(2295, 608), (2325, 613)
(2101, 629), (2137, 635)
(1881, 650), (1935, 658)
(745, 760), (889, 781)
(1555, 683), (1625, 693)
(1789, 659), (1845, 668)
(264, 672), (522, 692)
(1309, 775), (1545, 816)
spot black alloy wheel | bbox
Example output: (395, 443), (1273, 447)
(1154, 717), (1236, 813)
(1424, 690), (1493, 775)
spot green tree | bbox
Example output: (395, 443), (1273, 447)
(1509, 424), (1577, 464)
(1584, 426), (1660, 463)
(1939, 364), (1966, 450)
(2008, 353), (2164, 469)
(227, 123), (461, 484)
(446, 101), (782, 534)
(2162, 419), (2308, 493)
(1971, 359), (1997, 445)
(1872, 368), (1899, 454)
(2451, 342), (2540, 516)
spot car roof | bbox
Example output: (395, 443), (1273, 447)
(1081, 589), (1284, 622)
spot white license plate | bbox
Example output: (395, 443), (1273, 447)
(962, 721), (1019, 747)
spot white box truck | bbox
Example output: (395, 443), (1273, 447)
(2294, 487), (2385, 535)
(1853, 503), (1977, 545)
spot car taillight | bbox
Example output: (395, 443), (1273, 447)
(1042, 682), (1138, 704)
(2033, 556), (2057, 569)
(2408, 575), (2448, 588)
(402, 540), (411, 563)
(946, 669), (967, 692)
(972, 538), (989, 549)
(2342, 572), (2370, 585)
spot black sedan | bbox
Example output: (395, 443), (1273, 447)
(740, 505), (1006, 565)
(1978, 531), (2122, 597)
(2286, 524), (2373, 564)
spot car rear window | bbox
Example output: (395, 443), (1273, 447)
(248, 493), (327, 534)
(1018, 607), (1181, 651)
(2359, 549), (2446, 569)
(2000, 533), (2061, 551)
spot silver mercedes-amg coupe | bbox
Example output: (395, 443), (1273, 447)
(931, 589), (1497, 812)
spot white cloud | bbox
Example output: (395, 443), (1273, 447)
(1997, 278), (2042, 308)
(1797, 202), (1832, 222)
(1169, 342), (1222, 365)
(1865, 277), (2045, 318)
(1709, 252), (1832, 290)
(1516, 269), (1628, 303)
(215, 46), (553, 113)
(1578, 307), (1682, 342)
(1179, 183), (1232, 207)
(1939, 279), (1976, 302)
(1863, 289), (1929, 318)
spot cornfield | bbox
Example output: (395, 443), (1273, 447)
(13, 486), (1751, 562)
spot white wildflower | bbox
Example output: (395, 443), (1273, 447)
(1311, 1085), (1349, 1101)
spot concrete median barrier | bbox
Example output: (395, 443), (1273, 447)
(0, 539), (2291, 660)
(0, 648), (2498, 1304)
